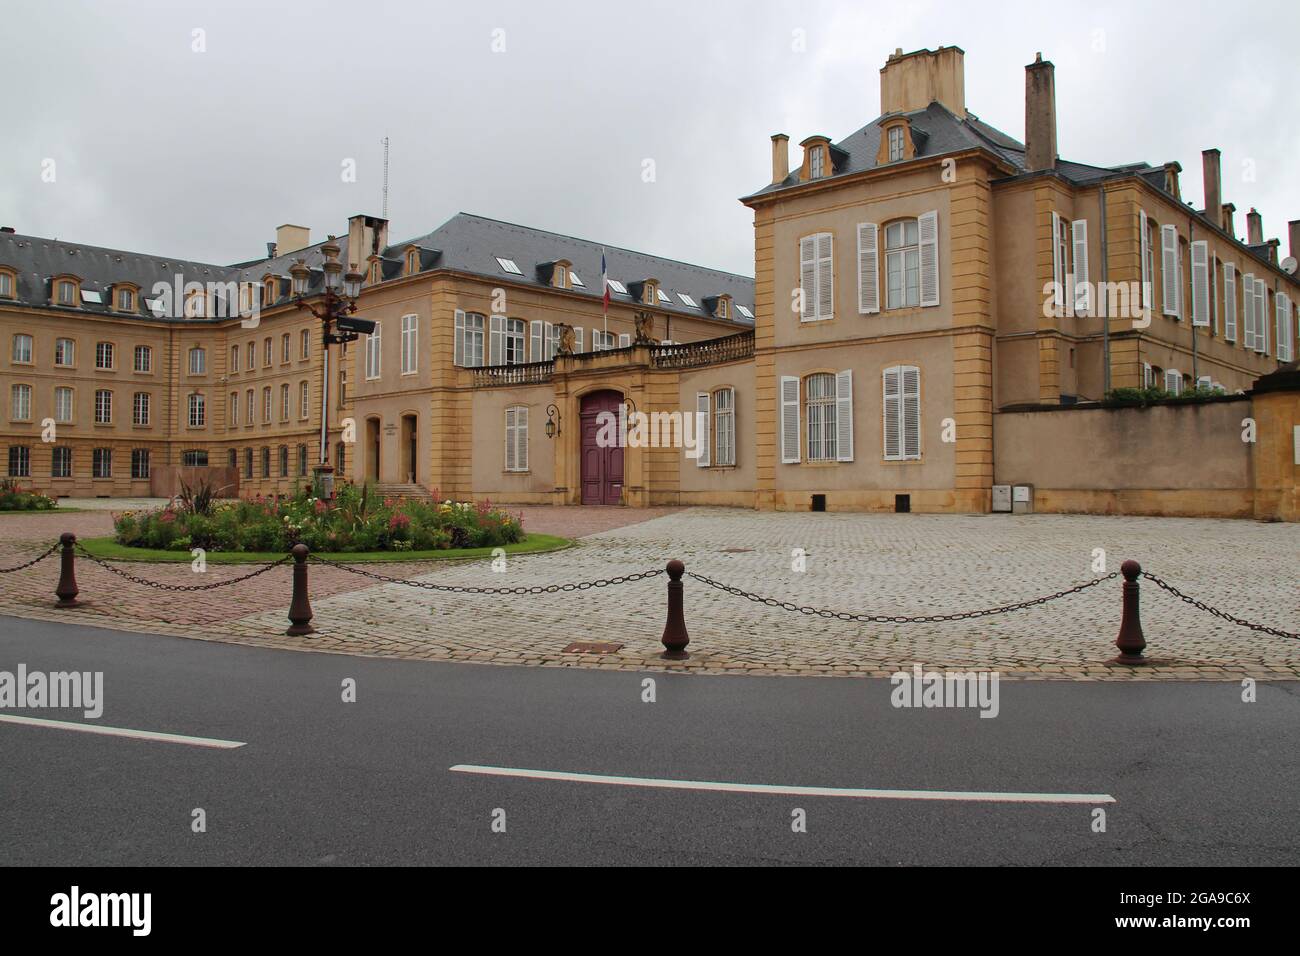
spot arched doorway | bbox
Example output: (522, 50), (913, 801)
(580, 390), (624, 505)
(400, 414), (417, 484)
(365, 417), (381, 483)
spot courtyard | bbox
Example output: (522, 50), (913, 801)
(1, 505), (1295, 680)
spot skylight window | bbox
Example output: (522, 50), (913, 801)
(145, 298), (167, 315)
(495, 257), (522, 275)
(656, 289), (672, 304)
(607, 279), (628, 295)
(569, 272), (584, 287)
(677, 293), (697, 308)
(736, 305), (754, 319)
(81, 289), (103, 304)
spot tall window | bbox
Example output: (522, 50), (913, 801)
(809, 145), (825, 179)
(299, 381), (309, 419)
(0, 272), (12, 297)
(300, 328), (310, 360)
(188, 393), (206, 427)
(281, 333), (290, 363)
(95, 389), (114, 424)
(117, 288), (134, 311)
(401, 314), (418, 374)
(131, 448), (150, 479)
(263, 337), (272, 367)
(58, 281), (76, 305)
(229, 392), (239, 426)
(805, 373), (837, 462)
(885, 220), (920, 309)
(51, 446), (72, 479)
(133, 344), (150, 373)
(244, 448), (253, 478)
(55, 338), (75, 367)
(246, 343), (255, 371)
(245, 389), (254, 425)
(505, 318), (526, 365)
(96, 341), (115, 370)
(12, 334), (33, 363)
(261, 447), (270, 478)
(714, 387), (735, 467)
(280, 383), (290, 421)
(92, 448), (112, 479)
(10, 384), (31, 420)
(131, 391), (149, 426)
(262, 386), (272, 423)
(279, 445), (289, 477)
(8, 446), (30, 478)
(365, 322), (382, 379)
(887, 125), (905, 162)
(54, 387), (73, 423)
(336, 442), (345, 476)
(188, 347), (206, 375)
(298, 444), (308, 477)
(505, 406), (529, 472)
(455, 312), (485, 367)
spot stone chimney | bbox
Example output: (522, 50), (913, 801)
(1247, 207), (1263, 245)
(1222, 203), (1236, 240)
(276, 224), (311, 257)
(771, 133), (790, 184)
(1289, 220), (1300, 264)
(1024, 53), (1057, 173)
(1201, 149), (1222, 230)
(879, 46), (965, 118)
(347, 214), (390, 268)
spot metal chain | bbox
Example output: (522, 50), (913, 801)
(308, 553), (664, 595)
(74, 545), (291, 592)
(0, 541), (60, 574)
(685, 570), (1120, 624)
(1141, 571), (1300, 639)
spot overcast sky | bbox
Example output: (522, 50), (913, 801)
(4, 0), (1298, 277)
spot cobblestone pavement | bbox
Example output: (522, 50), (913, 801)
(1, 507), (1296, 680)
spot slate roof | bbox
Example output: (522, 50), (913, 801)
(1, 214), (755, 326)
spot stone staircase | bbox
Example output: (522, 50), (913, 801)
(370, 482), (434, 502)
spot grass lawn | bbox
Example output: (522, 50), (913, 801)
(77, 533), (574, 564)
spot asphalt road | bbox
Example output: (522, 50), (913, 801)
(1, 615), (1298, 866)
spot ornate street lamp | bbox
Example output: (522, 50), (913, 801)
(290, 240), (373, 499)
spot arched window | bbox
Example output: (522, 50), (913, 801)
(805, 372), (837, 462)
(884, 219), (920, 309)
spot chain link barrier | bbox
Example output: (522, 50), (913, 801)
(686, 570), (1122, 623)
(1141, 571), (1300, 639)
(0, 542), (60, 574)
(308, 552), (664, 595)
(73, 544), (291, 592)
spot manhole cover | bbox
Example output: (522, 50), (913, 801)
(563, 641), (624, 655)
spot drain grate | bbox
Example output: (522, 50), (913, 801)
(563, 641), (624, 655)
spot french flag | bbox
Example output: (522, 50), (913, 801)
(601, 248), (610, 317)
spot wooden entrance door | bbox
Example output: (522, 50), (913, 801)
(580, 390), (624, 505)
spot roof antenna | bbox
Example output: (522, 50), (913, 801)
(381, 136), (390, 219)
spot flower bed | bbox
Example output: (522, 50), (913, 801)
(112, 483), (524, 554)
(0, 479), (56, 512)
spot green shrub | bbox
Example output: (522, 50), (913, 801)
(0, 479), (56, 511)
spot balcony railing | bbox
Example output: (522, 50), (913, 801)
(471, 360), (554, 387)
(650, 330), (754, 369)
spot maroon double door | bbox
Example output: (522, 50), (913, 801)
(580, 390), (624, 505)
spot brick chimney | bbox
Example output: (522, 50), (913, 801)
(1024, 53), (1057, 173)
(1289, 220), (1300, 264)
(276, 224), (311, 257)
(879, 46), (965, 118)
(1247, 207), (1263, 245)
(1201, 149), (1222, 230)
(771, 133), (790, 184)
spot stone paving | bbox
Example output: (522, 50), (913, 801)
(1, 506), (1296, 680)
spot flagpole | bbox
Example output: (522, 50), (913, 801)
(601, 246), (608, 340)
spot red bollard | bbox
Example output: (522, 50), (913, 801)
(1112, 559), (1150, 665)
(54, 532), (81, 608)
(661, 559), (689, 660)
(286, 543), (315, 636)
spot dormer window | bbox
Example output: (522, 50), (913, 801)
(0, 269), (15, 298)
(550, 261), (572, 290)
(405, 248), (419, 275)
(642, 280), (659, 305)
(888, 126), (905, 162)
(264, 276), (278, 303)
(57, 280), (77, 305)
(809, 146), (826, 178)
(716, 296), (731, 320)
(116, 287), (135, 312)
(368, 260), (381, 285)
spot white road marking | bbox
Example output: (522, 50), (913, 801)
(450, 765), (1115, 804)
(0, 714), (246, 749)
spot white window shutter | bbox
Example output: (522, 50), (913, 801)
(489, 315), (505, 365)
(1051, 211), (1064, 311)
(1242, 275), (1256, 349)
(882, 367), (901, 460)
(1190, 240), (1210, 327)
(695, 392), (710, 467)
(1257, 278), (1269, 354)
(835, 369), (854, 462)
(545, 322), (555, 359)
(619, 333), (631, 348)
(779, 376), (800, 464)
(1160, 224), (1179, 316)
(918, 210), (939, 307)
(857, 222), (879, 314)
(530, 320), (542, 361)
(454, 309), (465, 366)
(1223, 264), (1237, 341)
(1142, 362), (1152, 389)
(504, 407), (516, 471)
(517, 406), (528, 471)
(816, 232), (834, 320)
(901, 366), (921, 459)
(1139, 209), (1151, 313)
(1164, 369), (1179, 394)
(1071, 219), (1089, 314)
(574, 327), (584, 352)
(799, 236), (816, 322)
